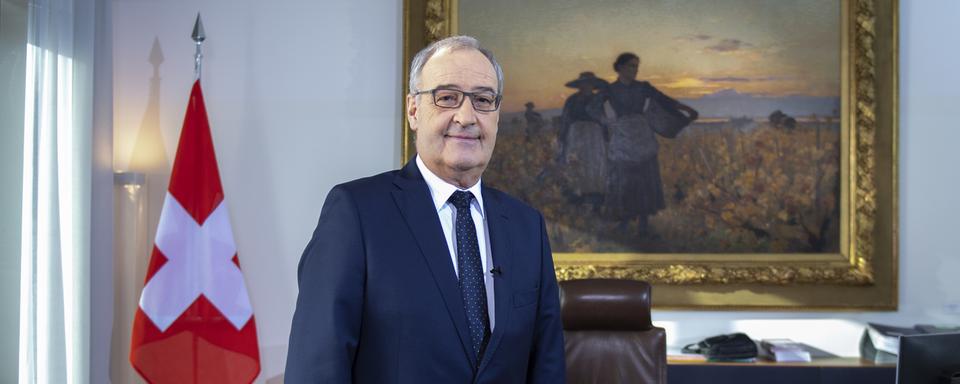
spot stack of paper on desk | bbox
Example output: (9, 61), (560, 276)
(760, 339), (812, 362)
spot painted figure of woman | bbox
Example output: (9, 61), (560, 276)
(559, 71), (608, 210)
(600, 52), (698, 235)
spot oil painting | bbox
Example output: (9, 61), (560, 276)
(404, 0), (898, 309)
(463, 0), (842, 254)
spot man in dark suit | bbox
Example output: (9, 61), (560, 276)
(285, 36), (566, 383)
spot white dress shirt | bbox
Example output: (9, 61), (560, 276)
(416, 155), (496, 330)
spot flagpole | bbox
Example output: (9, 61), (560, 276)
(192, 13), (205, 81)
(190, 15), (204, 382)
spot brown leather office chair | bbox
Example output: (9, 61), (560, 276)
(560, 279), (666, 384)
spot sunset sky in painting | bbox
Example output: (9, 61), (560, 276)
(459, 0), (841, 113)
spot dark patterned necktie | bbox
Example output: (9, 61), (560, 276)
(448, 190), (490, 363)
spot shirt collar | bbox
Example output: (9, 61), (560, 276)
(416, 155), (485, 217)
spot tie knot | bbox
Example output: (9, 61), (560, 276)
(448, 191), (474, 211)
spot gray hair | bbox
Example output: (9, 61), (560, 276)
(408, 35), (504, 96)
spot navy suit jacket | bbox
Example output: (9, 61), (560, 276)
(285, 160), (565, 383)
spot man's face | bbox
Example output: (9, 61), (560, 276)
(406, 48), (499, 183)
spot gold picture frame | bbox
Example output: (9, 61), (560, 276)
(402, 0), (898, 309)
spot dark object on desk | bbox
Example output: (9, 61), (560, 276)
(868, 322), (924, 355)
(862, 329), (900, 364)
(896, 332), (960, 384)
(914, 324), (960, 335)
(682, 332), (759, 361)
(560, 279), (666, 384)
(866, 322), (960, 360)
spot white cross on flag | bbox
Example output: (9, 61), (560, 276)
(130, 80), (260, 383)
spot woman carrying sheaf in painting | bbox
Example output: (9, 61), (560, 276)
(599, 52), (698, 236)
(559, 71), (609, 211)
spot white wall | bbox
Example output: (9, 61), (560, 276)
(88, 1), (115, 382)
(106, 0), (958, 382)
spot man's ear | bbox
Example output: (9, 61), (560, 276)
(406, 94), (418, 131)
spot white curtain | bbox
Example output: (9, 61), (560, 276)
(18, 0), (107, 382)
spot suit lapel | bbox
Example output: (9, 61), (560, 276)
(477, 186), (514, 373)
(391, 160), (475, 368)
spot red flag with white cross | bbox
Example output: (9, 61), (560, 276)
(130, 80), (260, 383)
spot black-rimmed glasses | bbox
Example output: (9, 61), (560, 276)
(413, 88), (502, 112)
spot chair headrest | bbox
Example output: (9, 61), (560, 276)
(560, 279), (653, 331)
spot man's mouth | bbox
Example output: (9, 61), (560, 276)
(445, 134), (480, 141)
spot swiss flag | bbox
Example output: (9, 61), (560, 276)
(130, 80), (260, 383)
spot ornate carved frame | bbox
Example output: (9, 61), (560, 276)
(402, 0), (898, 309)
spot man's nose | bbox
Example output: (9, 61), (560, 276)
(453, 97), (478, 127)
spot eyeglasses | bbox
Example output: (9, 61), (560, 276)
(413, 88), (502, 112)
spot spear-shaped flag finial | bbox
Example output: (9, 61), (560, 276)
(192, 13), (205, 80)
(192, 13), (206, 43)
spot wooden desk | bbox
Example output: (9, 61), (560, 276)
(667, 357), (896, 384)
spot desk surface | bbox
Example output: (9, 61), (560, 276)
(667, 357), (896, 384)
(668, 356), (896, 368)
